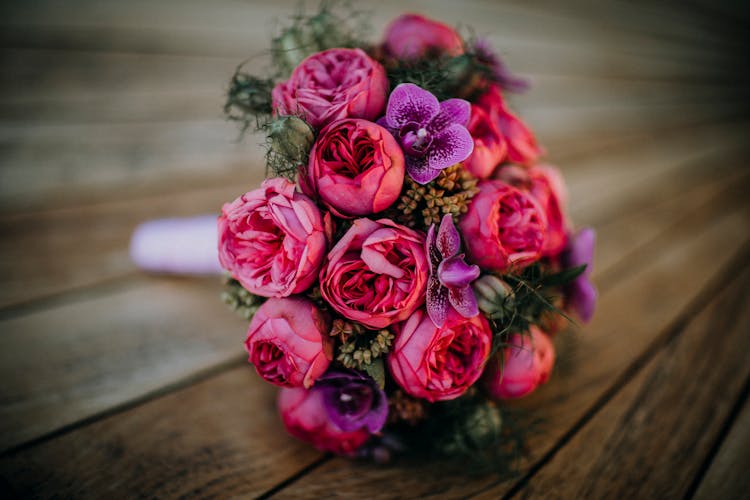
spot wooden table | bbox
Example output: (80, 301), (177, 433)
(1, 1), (749, 498)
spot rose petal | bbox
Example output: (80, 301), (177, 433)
(385, 83), (440, 130)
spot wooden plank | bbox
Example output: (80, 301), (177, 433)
(0, 277), (248, 451)
(0, 122), (742, 310)
(485, 255), (750, 499)
(266, 177), (750, 497)
(693, 395), (750, 500)
(0, 366), (323, 498)
(0, 0), (734, 69)
(0, 183), (249, 310)
(4, 188), (747, 499)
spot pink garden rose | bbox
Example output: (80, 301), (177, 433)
(272, 48), (388, 129)
(388, 308), (492, 402)
(319, 218), (428, 329)
(459, 180), (547, 272)
(278, 386), (369, 455)
(496, 164), (569, 257)
(483, 326), (555, 399)
(302, 118), (405, 217)
(383, 13), (464, 60)
(245, 297), (332, 388)
(476, 85), (541, 166)
(218, 178), (328, 297)
(463, 103), (507, 179)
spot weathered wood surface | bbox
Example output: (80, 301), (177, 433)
(0, 0), (748, 498)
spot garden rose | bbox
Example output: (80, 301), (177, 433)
(271, 48), (388, 129)
(483, 326), (555, 399)
(388, 308), (492, 402)
(278, 386), (370, 455)
(302, 119), (405, 217)
(217, 178), (327, 297)
(496, 164), (569, 257)
(463, 103), (507, 179)
(245, 297), (332, 388)
(459, 180), (547, 272)
(319, 218), (428, 329)
(383, 13), (464, 60)
(476, 85), (541, 166)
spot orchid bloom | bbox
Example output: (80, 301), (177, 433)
(425, 214), (480, 327)
(380, 83), (473, 184)
(563, 227), (597, 323)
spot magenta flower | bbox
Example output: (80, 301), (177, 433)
(426, 214), (480, 327)
(317, 368), (388, 433)
(563, 227), (597, 323)
(472, 38), (530, 93)
(380, 83), (473, 184)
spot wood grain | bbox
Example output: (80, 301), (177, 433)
(0, 277), (248, 451)
(693, 394), (750, 500)
(489, 256), (750, 499)
(0, 367), (323, 499)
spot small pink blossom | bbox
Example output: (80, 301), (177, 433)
(388, 308), (492, 402)
(483, 326), (555, 399)
(319, 218), (428, 329)
(217, 178), (328, 298)
(272, 48), (388, 130)
(459, 180), (547, 272)
(245, 297), (332, 388)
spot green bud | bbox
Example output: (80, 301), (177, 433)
(473, 275), (515, 316)
(268, 116), (315, 165)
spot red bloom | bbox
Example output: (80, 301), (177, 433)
(272, 48), (388, 130)
(382, 13), (463, 60)
(278, 386), (369, 455)
(388, 308), (492, 402)
(459, 180), (547, 272)
(302, 119), (404, 218)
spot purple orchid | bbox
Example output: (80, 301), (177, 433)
(472, 38), (530, 93)
(380, 83), (474, 184)
(317, 368), (388, 433)
(563, 227), (597, 323)
(426, 214), (480, 327)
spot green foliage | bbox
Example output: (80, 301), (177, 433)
(221, 277), (266, 321)
(271, 1), (372, 77)
(224, 70), (275, 135)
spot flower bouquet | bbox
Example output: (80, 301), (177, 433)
(216, 5), (597, 467)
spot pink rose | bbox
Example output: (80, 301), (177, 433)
(272, 48), (388, 129)
(217, 178), (328, 298)
(302, 119), (405, 217)
(278, 387), (369, 455)
(382, 13), (464, 60)
(476, 85), (542, 166)
(463, 103), (507, 179)
(483, 326), (555, 399)
(459, 180), (547, 272)
(319, 218), (428, 329)
(495, 164), (569, 257)
(245, 297), (332, 388)
(388, 308), (492, 402)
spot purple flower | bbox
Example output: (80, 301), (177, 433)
(473, 38), (530, 93)
(426, 214), (480, 327)
(317, 368), (388, 433)
(563, 227), (597, 323)
(380, 83), (473, 184)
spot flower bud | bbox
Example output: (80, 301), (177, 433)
(268, 115), (315, 166)
(473, 274), (514, 317)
